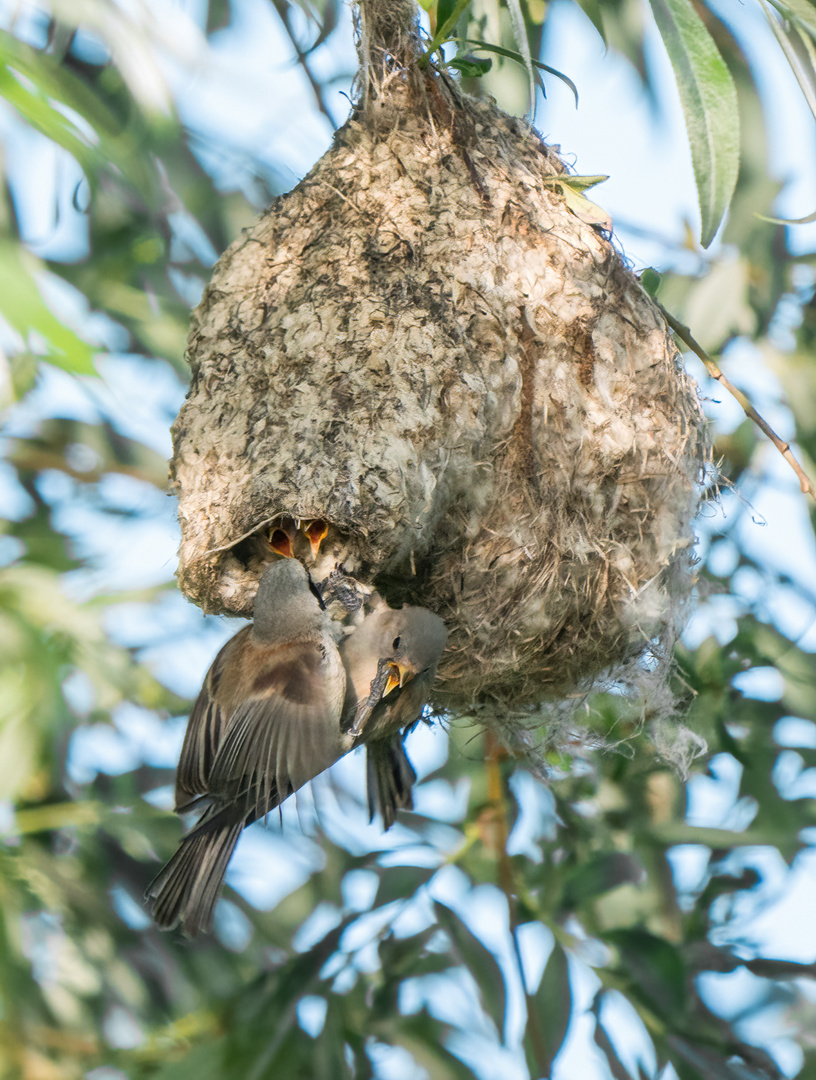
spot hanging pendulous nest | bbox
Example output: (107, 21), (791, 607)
(170, 1), (708, 735)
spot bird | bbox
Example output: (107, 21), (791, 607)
(146, 562), (447, 935)
(146, 557), (347, 936)
(268, 523), (295, 559)
(263, 516), (332, 566)
(301, 519), (329, 559)
(339, 606), (448, 829)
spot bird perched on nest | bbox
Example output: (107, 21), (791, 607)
(341, 606), (448, 828)
(147, 557), (446, 935)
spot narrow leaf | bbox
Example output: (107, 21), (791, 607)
(0, 31), (162, 203)
(506, 0), (535, 112)
(592, 1008), (637, 1080)
(650, 0), (740, 247)
(374, 864), (436, 908)
(0, 242), (97, 375)
(437, 0), (459, 29)
(421, 0), (471, 62)
(447, 55), (493, 77)
(434, 902), (506, 1034)
(459, 38), (580, 105)
(562, 851), (644, 907)
(761, 2), (816, 121)
(769, 0), (816, 38)
(542, 173), (609, 192)
(529, 944), (571, 1077)
(605, 928), (686, 1018)
(756, 208), (816, 225)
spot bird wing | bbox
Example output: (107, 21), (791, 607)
(206, 641), (347, 824)
(174, 628), (250, 808)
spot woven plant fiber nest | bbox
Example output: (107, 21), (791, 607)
(171, 8), (708, 725)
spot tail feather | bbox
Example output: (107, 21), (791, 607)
(147, 815), (244, 936)
(366, 737), (417, 830)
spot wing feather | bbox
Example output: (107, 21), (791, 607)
(175, 631), (249, 806)
(208, 643), (347, 822)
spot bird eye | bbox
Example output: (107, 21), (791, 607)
(392, 636), (401, 650)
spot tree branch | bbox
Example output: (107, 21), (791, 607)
(660, 303), (816, 500)
(483, 730), (550, 1074)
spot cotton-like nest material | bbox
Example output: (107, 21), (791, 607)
(171, 69), (707, 717)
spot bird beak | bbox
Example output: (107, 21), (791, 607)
(269, 528), (294, 558)
(301, 519), (329, 558)
(384, 662), (413, 696)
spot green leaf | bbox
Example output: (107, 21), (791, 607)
(641, 268), (663, 296)
(437, 0), (460, 28)
(434, 902), (506, 1034)
(529, 944), (571, 1077)
(650, 0), (740, 247)
(420, 0), (472, 62)
(447, 55), (492, 77)
(0, 62), (100, 186)
(0, 31), (163, 204)
(769, 0), (816, 37)
(571, 0), (608, 43)
(0, 241), (97, 375)
(550, 173), (609, 193)
(374, 864), (436, 908)
(540, 175), (612, 230)
(149, 1036), (228, 1080)
(605, 928), (686, 1018)
(761, 2), (816, 127)
(562, 852), (644, 907)
(459, 38), (580, 106)
(756, 208), (816, 225)
(591, 995), (637, 1080)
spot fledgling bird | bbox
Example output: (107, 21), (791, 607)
(339, 606), (447, 829)
(146, 564), (447, 936)
(268, 524), (295, 559)
(146, 558), (347, 936)
(265, 516), (331, 564)
(301, 519), (329, 559)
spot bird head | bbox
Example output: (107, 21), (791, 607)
(366, 607), (448, 697)
(252, 557), (326, 643)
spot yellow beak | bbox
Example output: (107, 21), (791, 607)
(384, 662), (412, 697)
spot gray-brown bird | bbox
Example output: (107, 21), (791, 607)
(339, 606), (447, 829)
(147, 558), (347, 935)
(147, 563), (446, 935)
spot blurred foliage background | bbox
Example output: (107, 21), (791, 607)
(1, 1), (816, 1078)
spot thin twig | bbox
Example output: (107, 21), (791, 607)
(272, 0), (338, 128)
(659, 303), (816, 500)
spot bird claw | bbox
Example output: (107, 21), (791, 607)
(350, 657), (394, 737)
